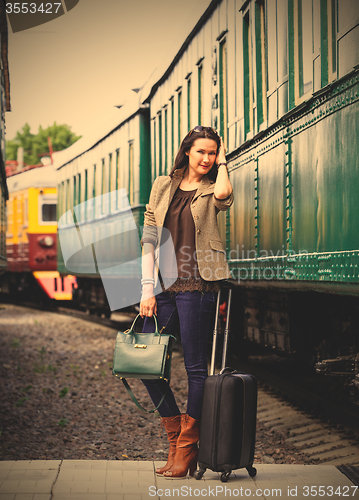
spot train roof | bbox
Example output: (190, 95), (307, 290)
(52, 0), (217, 171)
(6, 164), (57, 193)
(140, 0), (218, 104)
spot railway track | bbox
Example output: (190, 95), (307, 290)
(56, 306), (136, 332)
(2, 298), (359, 470)
(232, 353), (359, 430)
(0, 293), (136, 332)
(257, 385), (359, 467)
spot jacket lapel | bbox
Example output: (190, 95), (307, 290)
(168, 171), (183, 206)
(192, 175), (215, 202)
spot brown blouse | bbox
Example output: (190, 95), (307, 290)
(159, 187), (220, 293)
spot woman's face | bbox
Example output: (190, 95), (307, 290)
(185, 138), (218, 178)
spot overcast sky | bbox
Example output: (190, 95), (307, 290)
(6, 0), (211, 141)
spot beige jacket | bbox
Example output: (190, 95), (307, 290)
(142, 168), (234, 283)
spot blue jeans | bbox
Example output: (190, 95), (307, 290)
(142, 290), (216, 420)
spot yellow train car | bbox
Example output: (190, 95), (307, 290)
(4, 164), (76, 299)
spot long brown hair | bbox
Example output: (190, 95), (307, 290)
(169, 127), (221, 182)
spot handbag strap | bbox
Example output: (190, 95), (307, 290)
(129, 313), (159, 336)
(121, 378), (169, 414)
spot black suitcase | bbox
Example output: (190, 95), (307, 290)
(194, 284), (257, 482)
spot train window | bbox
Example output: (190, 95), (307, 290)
(84, 170), (88, 220)
(187, 77), (191, 132)
(92, 164), (96, 219)
(39, 194), (57, 225)
(73, 175), (77, 209)
(320, 0), (337, 85)
(23, 198), (28, 228)
(107, 153), (112, 212)
(101, 158), (106, 213)
(277, 0), (288, 84)
(58, 183), (62, 219)
(337, 0), (359, 76)
(255, 0), (266, 128)
(108, 153), (112, 194)
(243, 11), (253, 137)
(153, 117), (157, 180)
(170, 98), (175, 164)
(129, 141), (134, 205)
(95, 163), (101, 216)
(17, 199), (22, 230)
(297, 0), (313, 98)
(329, 0), (336, 77)
(266, 2), (277, 94)
(78, 173), (81, 206)
(338, 0), (359, 33)
(66, 180), (70, 223)
(61, 181), (65, 218)
(42, 204), (57, 222)
(72, 175), (77, 207)
(12, 199), (17, 235)
(158, 112), (162, 176)
(198, 64), (203, 126)
(219, 39), (228, 146)
(178, 90), (182, 147)
(164, 108), (168, 175)
(115, 149), (120, 209)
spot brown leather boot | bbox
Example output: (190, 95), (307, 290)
(163, 414), (200, 479)
(155, 415), (181, 475)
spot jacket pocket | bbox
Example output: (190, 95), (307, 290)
(209, 240), (226, 255)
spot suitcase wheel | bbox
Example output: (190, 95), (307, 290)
(246, 466), (257, 477)
(220, 472), (231, 482)
(194, 467), (206, 480)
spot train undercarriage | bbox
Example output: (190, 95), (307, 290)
(225, 286), (359, 398)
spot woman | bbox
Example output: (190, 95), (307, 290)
(140, 126), (233, 478)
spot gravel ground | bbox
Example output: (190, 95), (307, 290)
(0, 303), (309, 464)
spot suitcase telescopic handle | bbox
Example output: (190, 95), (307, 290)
(221, 287), (232, 370)
(210, 290), (221, 376)
(210, 286), (233, 376)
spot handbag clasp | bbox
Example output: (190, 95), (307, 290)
(134, 344), (147, 349)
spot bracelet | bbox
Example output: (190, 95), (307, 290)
(217, 162), (227, 168)
(141, 278), (155, 285)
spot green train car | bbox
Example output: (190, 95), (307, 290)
(0, 2), (11, 275)
(225, 0), (359, 365)
(145, 0), (359, 367)
(56, 0), (359, 372)
(54, 104), (151, 315)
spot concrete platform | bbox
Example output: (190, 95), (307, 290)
(0, 460), (356, 500)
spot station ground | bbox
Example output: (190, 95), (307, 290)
(0, 460), (357, 500)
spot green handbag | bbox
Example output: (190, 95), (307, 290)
(112, 314), (176, 413)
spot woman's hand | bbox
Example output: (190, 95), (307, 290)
(216, 136), (226, 165)
(140, 285), (157, 317)
(214, 135), (233, 200)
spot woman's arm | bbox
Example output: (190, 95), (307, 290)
(141, 178), (159, 248)
(214, 137), (233, 200)
(140, 178), (164, 317)
(139, 242), (157, 318)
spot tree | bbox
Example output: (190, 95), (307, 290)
(6, 123), (35, 164)
(6, 122), (81, 165)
